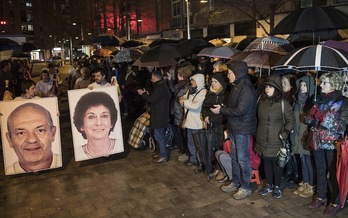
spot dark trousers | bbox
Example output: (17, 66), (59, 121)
(263, 156), (283, 187)
(313, 149), (340, 204)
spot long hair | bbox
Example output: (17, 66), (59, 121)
(260, 86), (283, 102)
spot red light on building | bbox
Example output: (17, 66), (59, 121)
(0, 21), (7, 25)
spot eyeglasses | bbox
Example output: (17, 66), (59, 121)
(321, 81), (331, 85)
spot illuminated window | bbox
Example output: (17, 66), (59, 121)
(172, 0), (182, 28)
(28, 24), (33, 31)
(26, 3), (32, 7)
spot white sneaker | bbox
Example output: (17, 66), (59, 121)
(178, 154), (189, 162)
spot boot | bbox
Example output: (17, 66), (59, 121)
(299, 184), (314, 198)
(293, 182), (306, 195)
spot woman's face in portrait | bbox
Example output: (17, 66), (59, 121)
(26, 84), (36, 97)
(81, 105), (113, 140)
(282, 77), (291, 92)
(211, 78), (221, 90)
(265, 85), (275, 97)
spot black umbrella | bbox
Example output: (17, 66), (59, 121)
(270, 6), (348, 36)
(92, 35), (126, 46)
(273, 44), (348, 71)
(13, 42), (38, 53)
(148, 38), (180, 48)
(180, 38), (214, 53)
(121, 40), (146, 48)
(0, 38), (18, 51)
(140, 44), (192, 67)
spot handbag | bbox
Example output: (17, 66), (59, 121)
(302, 128), (319, 151)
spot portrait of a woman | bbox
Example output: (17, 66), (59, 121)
(73, 91), (118, 160)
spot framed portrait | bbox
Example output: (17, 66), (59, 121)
(0, 97), (62, 175)
(68, 86), (124, 161)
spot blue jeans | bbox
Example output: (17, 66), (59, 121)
(230, 134), (252, 190)
(154, 128), (169, 159)
(187, 129), (199, 164)
(216, 150), (232, 180)
(300, 154), (314, 186)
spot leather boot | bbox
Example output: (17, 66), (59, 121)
(308, 197), (327, 209)
(299, 184), (314, 198)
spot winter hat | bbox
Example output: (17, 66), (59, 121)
(152, 70), (163, 80)
(211, 72), (227, 90)
(227, 61), (248, 80)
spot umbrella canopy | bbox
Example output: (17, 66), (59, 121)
(76, 51), (88, 58)
(112, 48), (143, 63)
(93, 48), (112, 57)
(321, 40), (348, 53)
(121, 40), (146, 48)
(135, 45), (150, 52)
(180, 38), (214, 53)
(209, 39), (226, 47)
(227, 50), (283, 69)
(92, 35), (126, 46)
(336, 138), (348, 208)
(273, 44), (348, 71)
(270, 6), (348, 36)
(132, 58), (162, 68)
(148, 38), (180, 48)
(197, 46), (240, 59)
(0, 38), (18, 51)
(235, 36), (258, 51)
(140, 44), (192, 67)
(244, 36), (294, 54)
(12, 42), (38, 55)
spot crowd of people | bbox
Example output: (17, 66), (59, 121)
(0, 53), (347, 216)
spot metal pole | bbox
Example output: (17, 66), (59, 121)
(186, 0), (191, 39)
(69, 37), (73, 65)
(127, 20), (131, 40)
(80, 24), (84, 41)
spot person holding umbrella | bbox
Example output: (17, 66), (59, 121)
(305, 72), (348, 217)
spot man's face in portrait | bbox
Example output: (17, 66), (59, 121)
(94, 71), (105, 84)
(6, 105), (56, 169)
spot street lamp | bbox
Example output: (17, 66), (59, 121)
(185, 0), (191, 39)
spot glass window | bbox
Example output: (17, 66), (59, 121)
(28, 24), (33, 31)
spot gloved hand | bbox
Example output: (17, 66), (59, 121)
(279, 129), (291, 140)
(310, 105), (325, 121)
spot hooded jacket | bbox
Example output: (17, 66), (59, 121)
(220, 61), (257, 135)
(291, 76), (315, 155)
(182, 73), (207, 129)
(254, 75), (295, 157)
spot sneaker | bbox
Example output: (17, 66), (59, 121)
(194, 166), (204, 174)
(272, 186), (282, 199)
(221, 182), (239, 193)
(184, 160), (198, 167)
(293, 182), (306, 195)
(233, 188), (252, 200)
(323, 203), (340, 217)
(259, 184), (273, 196)
(178, 154), (189, 162)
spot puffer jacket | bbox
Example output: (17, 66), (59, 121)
(305, 90), (348, 150)
(220, 70), (257, 135)
(255, 75), (295, 157)
(291, 76), (315, 155)
(183, 73), (207, 129)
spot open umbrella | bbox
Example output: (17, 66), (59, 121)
(132, 58), (161, 68)
(180, 38), (214, 53)
(336, 137), (348, 208)
(273, 44), (348, 71)
(321, 40), (348, 53)
(93, 48), (112, 57)
(121, 40), (146, 48)
(270, 6), (348, 42)
(112, 48), (143, 63)
(209, 38), (226, 47)
(197, 46), (240, 59)
(92, 35), (126, 46)
(140, 44), (192, 67)
(148, 38), (180, 48)
(227, 50), (283, 69)
(0, 38), (18, 51)
(244, 36), (294, 54)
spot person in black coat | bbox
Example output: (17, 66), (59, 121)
(211, 61), (257, 200)
(137, 70), (171, 163)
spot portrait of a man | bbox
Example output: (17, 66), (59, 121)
(68, 86), (124, 161)
(0, 98), (62, 175)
